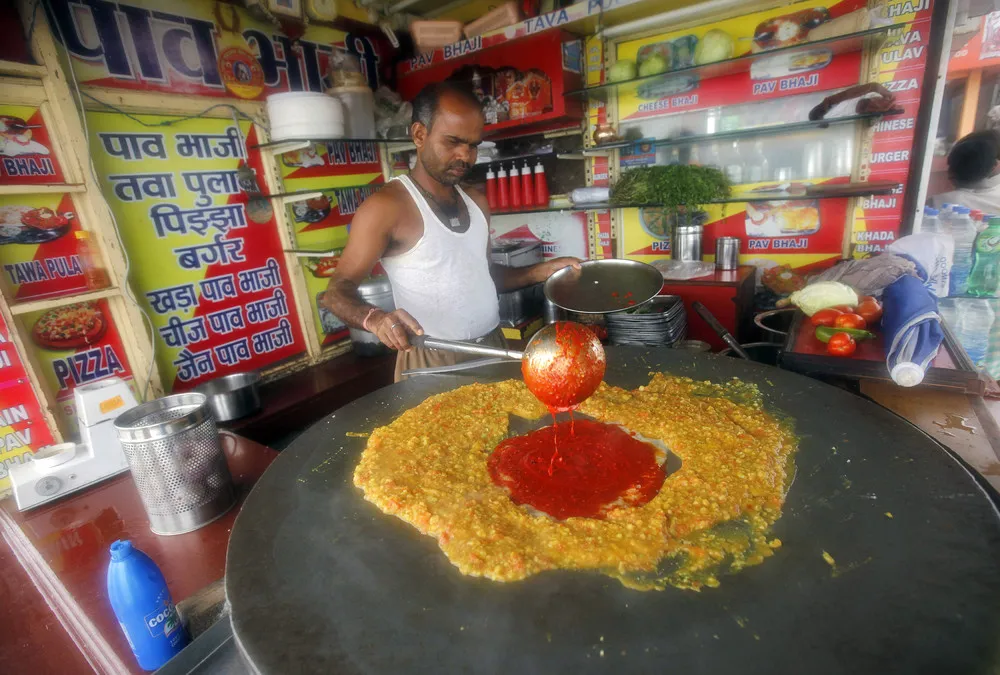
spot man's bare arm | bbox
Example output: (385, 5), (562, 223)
(465, 188), (581, 292)
(322, 191), (422, 350)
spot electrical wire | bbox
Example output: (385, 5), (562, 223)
(80, 91), (269, 131)
(24, 0), (41, 45)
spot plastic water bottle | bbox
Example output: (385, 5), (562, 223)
(949, 206), (977, 296)
(938, 203), (952, 228)
(954, 298), (994, 367)
(107, 540), (189, 670)
(971, 209), (985, 232)
(938, 297), (957, 331)
(922, 206), (943, 234)
(968, 216), (1000, 297)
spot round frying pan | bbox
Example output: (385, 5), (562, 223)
(226, 348), (1000, 675)
(544, 259), (663, 314)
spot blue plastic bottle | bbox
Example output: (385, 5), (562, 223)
(107, 540), (190, 670)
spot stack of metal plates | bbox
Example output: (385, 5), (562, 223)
(606, 296), (686, 347)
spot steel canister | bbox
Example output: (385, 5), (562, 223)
(715, 237), (740, 270)
(672, 224), (703, 262)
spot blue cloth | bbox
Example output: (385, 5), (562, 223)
(882, 274), (944, 378)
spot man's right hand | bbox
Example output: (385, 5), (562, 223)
(370, 309), (424, 351)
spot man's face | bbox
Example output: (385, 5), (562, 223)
(412, 93), (483, 186)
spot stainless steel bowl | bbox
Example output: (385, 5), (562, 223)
(195, 372), (261, 422)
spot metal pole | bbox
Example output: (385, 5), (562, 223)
(908, 0), (958, 233)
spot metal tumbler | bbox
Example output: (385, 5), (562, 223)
(715, 237), (740, 270)
(672, 224), (703, 262)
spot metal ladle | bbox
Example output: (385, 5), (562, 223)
(410, 322), (606, 409)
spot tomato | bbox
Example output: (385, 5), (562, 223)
(810, 308), (843, 327)
(826, 332), (856, 356)
(856, 296), (883, 324)
(832, 305), (855, 313)
(833, 313), (867, 330)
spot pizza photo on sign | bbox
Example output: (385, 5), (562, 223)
(31, 301), (107, 351)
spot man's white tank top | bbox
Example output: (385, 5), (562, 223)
(380, 175), (500, 340)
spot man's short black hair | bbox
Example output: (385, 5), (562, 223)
(411, 80), (483, 130)
(948, 130), (1000, 187)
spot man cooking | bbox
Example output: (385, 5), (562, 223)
(322, 81), (579, 381)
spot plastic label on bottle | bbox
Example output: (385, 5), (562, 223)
(144, 604), (180, 639)
(976, 235), (1000, 254)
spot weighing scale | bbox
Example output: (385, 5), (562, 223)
(10, 378), (137, 511)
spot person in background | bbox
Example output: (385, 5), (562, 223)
(322, 81), (579, 381)
(931, 129), (1000, 213)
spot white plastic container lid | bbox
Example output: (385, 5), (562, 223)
(891, 362), (925, 387)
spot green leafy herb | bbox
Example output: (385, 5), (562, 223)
(609, 165), (731, 213)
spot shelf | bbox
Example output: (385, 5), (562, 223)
(492, 181), (900, 215)
(566, 24), (897, 102)
(0, 60), (47, 79)
(397, 0), (660, 78)
(285, 248), (340, 258)
(250, 182), (383, 202)
(252, 137), (414, 156)
(585, 110), (901, 155)
(468, 150), (585, 170)
(0, 183), (87, 195)
(10, 287), (119, 315)
(252, 136), (412, 150)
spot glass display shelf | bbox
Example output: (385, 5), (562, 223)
(585, 110), (902, 155)
(248, 183), (382, 202)
(493, 181), (900, 216)
(251, 136), (414, 156)
(566, 24), (897, 103)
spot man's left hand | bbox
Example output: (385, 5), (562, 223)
(542, 257), (583, 279)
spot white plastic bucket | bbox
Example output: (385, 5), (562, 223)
(328, 85), (376, 139)
(266, 92), (345, 141)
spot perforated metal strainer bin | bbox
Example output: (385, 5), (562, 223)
(114, 392), (235, 535)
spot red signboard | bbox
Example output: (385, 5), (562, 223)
(0, 106), (66, 186)
(0, 193), (90, 302)
(21, 299), (137, 430)
(620, 53), (864, 122)
(0, 310), (56, 492)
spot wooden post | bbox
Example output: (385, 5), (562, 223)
(958, 68), (983, 138)
(22, 0), (165, 400)
(253, 131), (325, 360)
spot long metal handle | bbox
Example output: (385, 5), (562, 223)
(402, 358), (506, 377)
(412, 335), (524, 360)
(692, 302), (751, 361)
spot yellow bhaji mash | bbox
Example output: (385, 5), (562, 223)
(353, 374), (797, 591)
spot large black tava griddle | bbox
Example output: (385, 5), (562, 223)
(226, 349), (1000, 674)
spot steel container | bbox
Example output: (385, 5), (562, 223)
(114, 393), (235, 535)
(715, 236), (740, 270)
(672, 224), (703, 262)
(349, 277), (395, 356)
(195, 372), (261, 422)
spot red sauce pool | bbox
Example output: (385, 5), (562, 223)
(522, 322), (605, 411)
(487, 419), (666, 520)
